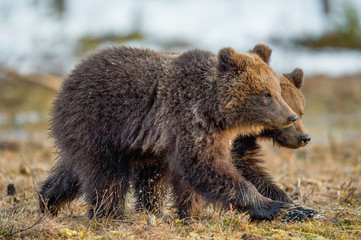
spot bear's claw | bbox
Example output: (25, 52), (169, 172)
(281, 206), (318, 222)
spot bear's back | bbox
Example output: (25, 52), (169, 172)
(52, 47), (172, 151)
(51, 47), (221, 155)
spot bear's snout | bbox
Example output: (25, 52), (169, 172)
(299, 134), (311, 146)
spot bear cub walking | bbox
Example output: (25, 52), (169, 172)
(39, 44), (298, 221)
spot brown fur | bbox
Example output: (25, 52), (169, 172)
(135, 67), (312, 220)
(262, 68), (309, 149)
(231, 68), (311, 210)
(170, 68), (311, 219)
(39, 45), (296, 221)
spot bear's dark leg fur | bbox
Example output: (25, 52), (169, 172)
(87, 176), (129, 220)
(39, 156), (81, 215)
(232, 136), (292, 203)
(232, 138), (319, 222)
(172, 134), (291, 221)
(133, 162), (166, 214)
(82, 150), (131, 220)
(171, 172), (204, 220)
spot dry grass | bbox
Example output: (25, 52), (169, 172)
(0, 72), (361, 239)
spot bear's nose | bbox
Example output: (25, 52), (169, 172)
(299, 134), (311, 146)
(287, 114), (298, 123)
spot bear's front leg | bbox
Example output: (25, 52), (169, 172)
(171, 135), (292, 221)
(232, 136), (292, 203)
(232, 136), (318, 222)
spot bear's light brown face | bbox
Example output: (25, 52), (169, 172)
(217, 46), (298, 133)
(263, 68), (310, 149)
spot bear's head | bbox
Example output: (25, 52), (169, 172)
(263, 68), (310, 148)
(216, 44), (298, 134)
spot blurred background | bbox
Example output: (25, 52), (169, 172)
(1, 0), (360, 144)
(1, 0), (361, 76)
(0, 1), (360, 238)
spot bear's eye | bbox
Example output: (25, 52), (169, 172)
(263, 92), (271, 99)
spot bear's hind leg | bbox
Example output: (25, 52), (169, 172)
(39, 158), (81, 215)
(133, 162), (166, 214)
(87, 176), (130, 220)
(82, 151), (131, 220)
(171, 172), (205, 221)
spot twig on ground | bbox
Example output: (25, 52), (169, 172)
(3, 214), (46, 237)
(290, 178), (301, 197)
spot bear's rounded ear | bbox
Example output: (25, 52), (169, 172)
(283, 68), (304, 89)
(218, 47), (241, 74)
(250, 44), (272, 64)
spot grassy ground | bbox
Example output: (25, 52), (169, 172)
(0, 70), (360, 239)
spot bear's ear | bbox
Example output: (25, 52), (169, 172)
(250, 44), (272, 64)
(218, 47), (243, 74)
(283, 68), (304, 89)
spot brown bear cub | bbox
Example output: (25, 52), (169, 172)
(135, 67), (317, 221)
(39, 44), (298, 221)
(231, 70), (318, 222)
(232, 70), (310, 205)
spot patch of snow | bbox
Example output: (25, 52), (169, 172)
(0, 0), (360, 76)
